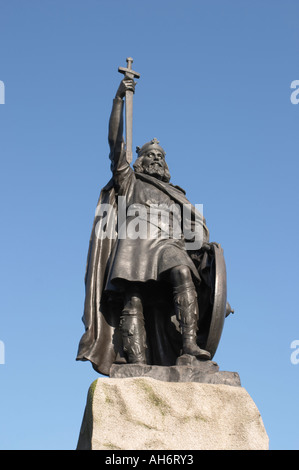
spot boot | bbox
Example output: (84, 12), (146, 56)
(173, 283), (211, 360)
(119, 293), (147, 364)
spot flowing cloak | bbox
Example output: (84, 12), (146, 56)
(76, 172), (214, 376)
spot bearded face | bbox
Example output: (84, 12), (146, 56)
(141, 149), (167, 180)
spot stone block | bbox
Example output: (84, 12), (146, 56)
(77, 376), (269, 450)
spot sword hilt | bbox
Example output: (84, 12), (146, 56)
(118, 57), (140, 80)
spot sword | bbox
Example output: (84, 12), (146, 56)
(118, 57), (140, 164)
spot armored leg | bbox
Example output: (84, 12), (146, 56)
(119, 288), (147, 364)
(171, 266), (211, 360)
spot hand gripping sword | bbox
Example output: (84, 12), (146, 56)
(118, 57), (140, 164)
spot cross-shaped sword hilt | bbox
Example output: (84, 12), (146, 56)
(117, 58), (140, 164)
(118, 57), (140, 80)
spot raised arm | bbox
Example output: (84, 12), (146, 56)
(108, 78), (135, 170)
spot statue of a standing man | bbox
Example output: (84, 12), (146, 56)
(77, 70), (226, 376)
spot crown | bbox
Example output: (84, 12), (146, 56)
(136, 138), (166, 158)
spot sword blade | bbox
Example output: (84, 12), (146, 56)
(125, 89), (133, 163)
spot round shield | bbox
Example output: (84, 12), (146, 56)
(201, 244), (228, 359)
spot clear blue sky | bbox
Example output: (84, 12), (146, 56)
(0, 0), (298, 450)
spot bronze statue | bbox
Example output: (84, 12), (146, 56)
(76, 59), (232, 376)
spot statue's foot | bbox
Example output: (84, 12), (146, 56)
(126, 350), (147, 364)
(113, 357), (127, 365)
(183, 342), (211, 360)
(129, 358), (147, 364)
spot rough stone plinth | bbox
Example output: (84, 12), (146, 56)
(110, 357), (241, 386)
(77, 377), (269, 450)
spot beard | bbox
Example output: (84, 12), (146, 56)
(142, 162), (165, 180)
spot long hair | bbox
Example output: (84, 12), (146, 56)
(133, 155), (171, 183)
